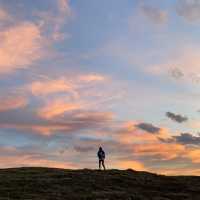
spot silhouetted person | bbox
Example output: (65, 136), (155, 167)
(97, 147), (106, 170)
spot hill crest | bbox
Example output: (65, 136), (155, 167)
(0, 167), (199, 200)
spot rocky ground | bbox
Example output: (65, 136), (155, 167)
(0, 167), (199, 200)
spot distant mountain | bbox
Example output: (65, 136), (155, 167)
(0, 167), (199, 200)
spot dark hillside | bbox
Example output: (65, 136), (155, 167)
(0, 167), (199, 200)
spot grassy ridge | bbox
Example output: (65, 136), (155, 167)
(0, 167), (199, 200)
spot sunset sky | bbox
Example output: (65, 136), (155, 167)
(0, 0), (200, 175)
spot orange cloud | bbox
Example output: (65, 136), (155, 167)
(152, 166), (200, 176)
(0, 155), (76, 169)
(133, 143), (186, 160)
(187, 148), (200, 163)
(38, 99), (81, 119)
(114, 121), (155, 144)
(114, 121), (171, 144)
(115, 160), (146, 171)
(0, 22), (45, 74)
(79, 74), (106, 82)
(0, 95), (27, 111)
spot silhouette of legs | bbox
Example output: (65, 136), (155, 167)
(99, 159), (106, 170)
(102, 160), (106, 170)
(99, 160), (101, 170)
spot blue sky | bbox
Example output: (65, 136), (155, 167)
(0, 0), (200, 175)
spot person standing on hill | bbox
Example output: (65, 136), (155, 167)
(97, 147), (106, 170)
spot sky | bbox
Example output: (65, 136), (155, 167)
(0, 0), (200, 175)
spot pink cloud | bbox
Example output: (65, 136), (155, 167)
(29, 78), (76, 97)
(0, 22), (45, 74)
(0, 95), (27, 111)
(57, 0), (71, 15)
(36, 0), (72, 42)
(0, 8), (11, 22)
(28, 74), (107, 97)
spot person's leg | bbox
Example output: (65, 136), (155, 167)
(99, 159), (101, 170)
(102, 159), (106, 170)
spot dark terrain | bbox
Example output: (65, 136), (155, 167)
(0, 167), (199, 200)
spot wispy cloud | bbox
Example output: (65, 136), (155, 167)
(0, 22), (45, 74)
(0, 8), (11, 22)
(0, 94), (27, 111)
(79, 74), (106, 82)
(176, 0), (200, 22)
(0, 146), (76, 168)
(28, 78), (76, 97)
(36, 0), (72, 41)
(38, 99), (81, 119)
(140, 5), (168, 25)
(150, 45), (200, 83)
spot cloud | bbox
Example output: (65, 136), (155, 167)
(0, 72), (113, 135)
(140, 5), (168, 25)
(28, 74), (109, 119)
(0, 8), (11, 22)
(0, 95), (27, 111)
(79, 74), (106, 82)
(28, 74), (107, 97)
(0, 104), (114, 136)
(0, 22), (45, 74)
(74, 146), (95, 153)
(159, 132), (200, 146)
(187, 148), (200, 163)
(36, 0), (72, 41)
(38, 99), (81, 119)
(73, 111), (113, 123)
(113, 121), (171, 145)
(29, 78), (76, 97)
(114, 160), (146, 171)
(149, 45), (200, 83)
(133, 143), (186, 160)
(176, 0), (200, 22)
(136, 122), (160, 134)
(0, 146), (76, 168)
(174, 133), (200, 145)
(57, 0), (71, 15)
(169, 67), (184, 79)
(166, 112), (188, 123)
(0, 155), (75, 169)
